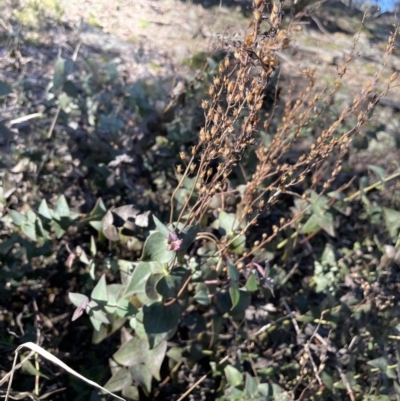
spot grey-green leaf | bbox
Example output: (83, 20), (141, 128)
(103, 367), (132, 393)
(143, 302), (180, 336)
(123, 261), (164, 299)
(9, 210), (27, 226)
(383, 207), (400, 238)
(141, 231), (175, 263)
(227, 258), (240, 281)
(38, 199), (53, 220)
(153, 214), (170, 237)
(91, 275), (108, 304)
(156, 267), (191, 299)
(55, 195), (70, 218)
(224, 365), (243, 387)
(229, 282), (240, 310)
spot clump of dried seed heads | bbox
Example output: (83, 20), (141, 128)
(172, 0), (289, 224)
(171, 0), (398, 257)
(235, 25), (399, 259)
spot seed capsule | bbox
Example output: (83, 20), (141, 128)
(254, 10), (262, 22)
(227, 80), (235, 93)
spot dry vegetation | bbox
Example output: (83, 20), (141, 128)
(1, 1), (400, 401)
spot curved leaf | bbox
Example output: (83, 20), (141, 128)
(143, 302), (180, 335)
(104, 367), (132, 393)
(153, 214), (170, 237)
(156, 267), (191, 299)
(224, 365), (243, 387)
(91, 274), (108, 305)
(140, 232), (175, 263)
(123, 261), (164, 299)
(229, 282), (240, 310)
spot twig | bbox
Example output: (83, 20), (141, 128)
(9, 113), (43, 126)
(344, 171), (400, 202)
(47, 41), (81, 139)
(277, 171), (400, 249)
(314, 332), (356, 401)
(46, 105), (61, 139)
(250, 315), (291, 338)
(280, 261), (300, 287)
(335, 357), (356, 401)
(282, 298), (301, 333)
(310, 14), (331, 37)
(0, 350), (36, 387)
(283, 298), (322, 385)
(32, 299), (42, 396)
(176, 355), (230, 401)
(5, 343), (125, 401)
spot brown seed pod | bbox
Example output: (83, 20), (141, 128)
(276, 29), (287, 42)
(270, 2), (279, 25)
(245, 32), (255, 47)
(253, 10), (262, 22)
(262, 55), (270, 65)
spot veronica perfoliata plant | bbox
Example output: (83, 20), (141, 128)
(68, 209), (264, 396)
(68, 215), (202, 394)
